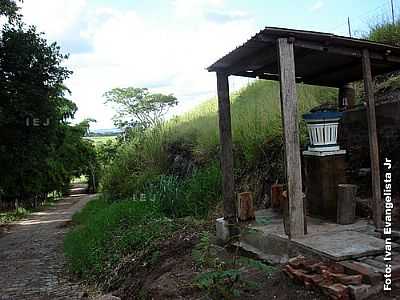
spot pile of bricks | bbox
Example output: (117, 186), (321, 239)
(283, 256), (384, 300)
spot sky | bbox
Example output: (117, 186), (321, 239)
(19, 0), (396, 129)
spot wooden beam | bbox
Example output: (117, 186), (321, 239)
(216, 72), (236, 222)
(362, 49), (383, 230)
(226, 46), (277, 75)
(277, 37), (305, 238)
(295, 39), (400, 64)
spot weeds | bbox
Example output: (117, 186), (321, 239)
(64, 197), (178, 281)
(192, 231), (275, 299)
(0, 207), (29, 224)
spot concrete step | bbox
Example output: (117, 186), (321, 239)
(232, 241), (288, 265)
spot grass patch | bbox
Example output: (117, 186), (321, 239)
(85, 135), (118, 146)
(141, 163), (222, 218)
(0, 207), (30, 224)
(0, 193), (62, 225)
(64, 196), (181, 282)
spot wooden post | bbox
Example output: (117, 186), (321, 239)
(362, 49), (383, 229)
(277, 38), (305, 238)
(216, 72), (236, 222)
(237, 192), (255, 221)
(337, 184), (357, 225)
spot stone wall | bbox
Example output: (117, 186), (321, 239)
(338, 97), (400, 196)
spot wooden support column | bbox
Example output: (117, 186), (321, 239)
(362, 49), (383, 230)
(216, 72), (236, 222)
(277, 38), (305, 238)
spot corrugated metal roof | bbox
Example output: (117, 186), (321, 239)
(207, 27), (400, 87)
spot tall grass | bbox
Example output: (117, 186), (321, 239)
(101, 80), (336, 201)
(368, 19), (400, 46)
(165, 80), (336, 162)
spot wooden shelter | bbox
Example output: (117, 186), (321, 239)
(207, 27), (400, 238)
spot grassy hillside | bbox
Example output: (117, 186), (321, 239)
(100, 80), (337, 205)
(167, 80), (336, 161)
(65, 79), (337, 291)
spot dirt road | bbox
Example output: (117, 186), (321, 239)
(0, 190), (96, 299)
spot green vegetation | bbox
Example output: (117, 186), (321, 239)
(85, 135), (117, 145)
(104, 87), (178, 131)
(0, 207), (29, 224)
(64, 196), (182, 282)
(368, 19), (400, 46)
(192, 231), (275, 299)
(0, 193), (61, 225)
(65, 80), (335, 290)
(0, 2), (101, 209)
(63, 13), (400, 300)
(101, 80), (336, 205)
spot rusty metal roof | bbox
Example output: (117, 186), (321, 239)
(207, 27), (400, 87)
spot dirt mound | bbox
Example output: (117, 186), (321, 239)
(106, 229), (203, 300)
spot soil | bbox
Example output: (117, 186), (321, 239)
(103, 225), (400, 300)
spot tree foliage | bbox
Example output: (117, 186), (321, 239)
(0, 3), (100, 207)
(104, 87), (178, 131)
(0, 0), (22, 22)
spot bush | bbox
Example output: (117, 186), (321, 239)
(141, 163), (222, 218)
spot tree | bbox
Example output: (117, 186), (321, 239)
(103, 87), (178, 131)
(0, 0), (22, 22)
(0, 13), (80, 206)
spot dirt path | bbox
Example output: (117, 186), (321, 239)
(0, 191), (97, 300)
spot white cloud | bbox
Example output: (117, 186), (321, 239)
(173, 0), (224, 18)
(310, 0), (324, 12)
(20, 1), (256, 129)
(21, 0), (87, 39)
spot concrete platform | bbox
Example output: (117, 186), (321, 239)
(293, 230), (394, 261)
(223, 209), (399, 264)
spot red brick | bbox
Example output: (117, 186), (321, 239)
(329, 263), (345, 274)
(320, 283), (350, 300)
(283, 266), (295, 280)
(339, 261), (382, 285)
(288, 255), (306, 269)
(304, 261), (325, 273)
(330, 273), (363, 285)
(302, 273), (325, 287)
(284, 265), (306, 282)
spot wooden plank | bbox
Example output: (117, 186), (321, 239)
(294, 39), (400, 63)
(277, 38), (305, 238)
(226, 46), (277, 75)
(216, 72), (236, 222)
(362, 49), (383, 230)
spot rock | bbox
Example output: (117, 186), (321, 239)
(216, 217), (230, 244)
(348, 284), (382, 300)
